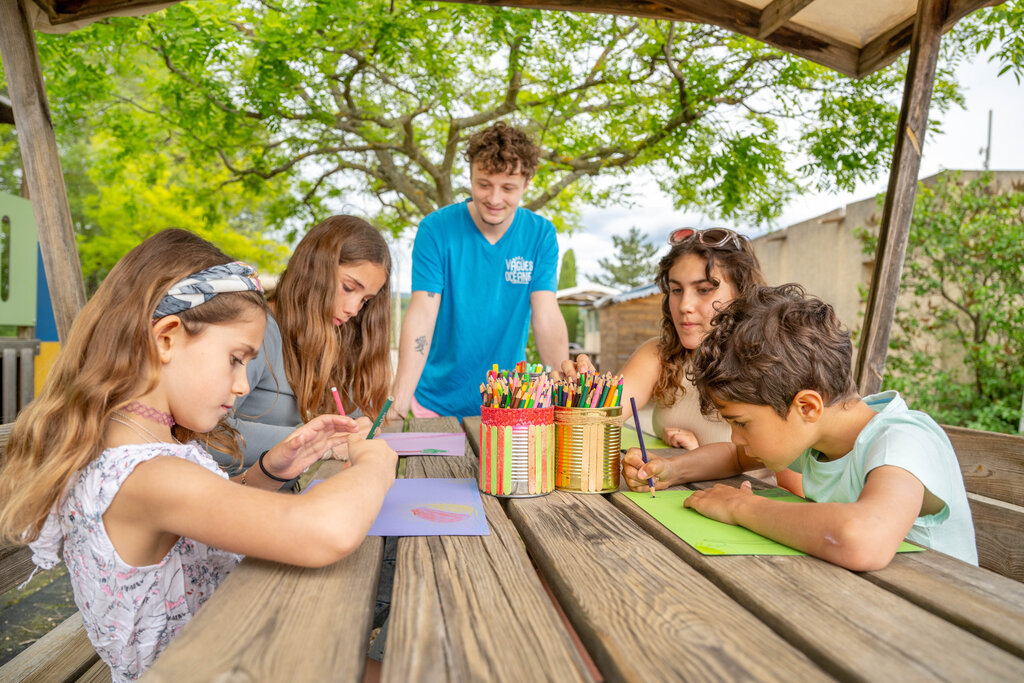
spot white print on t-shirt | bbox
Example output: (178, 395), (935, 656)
(505, 256), (534, 285)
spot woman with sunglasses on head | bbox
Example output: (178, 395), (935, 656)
(570, 227), (801, 493)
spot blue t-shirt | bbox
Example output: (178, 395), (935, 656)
(790, 391), (978, 565)
(411, 200), (558, 418)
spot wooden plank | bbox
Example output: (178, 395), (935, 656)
(0, 420), (13, 456)
(0, 542), (34, 594)
(943, 425), (1024, 505)
(144, 460), (383, 682)
(3, 347), (17, 422)
(0, 0), (87, 342)
(758, 0), (815, 39)
(467, 417), (827, 680)
(610, 489), (1024, 680)
(968, 492), (1024, 583)
(75, 659), (112, 683)
(0, 613), (99, 683)
(866, 546), (1024, 658)
(19, 345), (35, 413)
(382, 416), (591, 682)
(855, 0), (945, 394)
(510, 490), (828, 681)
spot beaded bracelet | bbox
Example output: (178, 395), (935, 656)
(258, 450), (291, 482)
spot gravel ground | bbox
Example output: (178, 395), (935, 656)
(0, 564), (78, 665)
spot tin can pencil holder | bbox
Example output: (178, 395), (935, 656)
(479, 406), (555, 497)
(554, 406), (622, 493)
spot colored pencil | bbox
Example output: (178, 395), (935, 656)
(331, 386), (346, 416)
(629, 396), (656, 498)
(367, 396), (393, 439)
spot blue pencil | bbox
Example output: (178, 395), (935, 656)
(629, 397), (656, 498)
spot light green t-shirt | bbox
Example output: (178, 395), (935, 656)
(790, 391), (978, 565)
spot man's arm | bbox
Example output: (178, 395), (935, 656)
(530, 290), (569, 370)
(391, 290), (441, 418)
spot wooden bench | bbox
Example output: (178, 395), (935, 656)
(944, 425), (1024, 582)
(0, 422), (108, 683)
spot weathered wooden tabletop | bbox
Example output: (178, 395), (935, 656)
(144, 415), (1024, 682)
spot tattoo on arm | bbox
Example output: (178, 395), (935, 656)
(427, 292), (436, 298)
(415, 335), (428, 354)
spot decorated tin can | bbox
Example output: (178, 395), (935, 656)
(554, 406), (622, 493)
(479, 406), (555, 497)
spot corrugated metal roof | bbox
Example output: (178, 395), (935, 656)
(594, 283), (659, 309)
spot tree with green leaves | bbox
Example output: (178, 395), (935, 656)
(594, 227), (658, 289)
(22, 0), (970, 239)
(857, 172), (1024, 434)
(558, 248), (578, 344)
(4, 0), (1022, 286)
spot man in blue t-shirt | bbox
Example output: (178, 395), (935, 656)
(391, 122), (570, 419)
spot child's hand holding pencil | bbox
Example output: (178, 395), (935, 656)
(621, 448), (673, 493)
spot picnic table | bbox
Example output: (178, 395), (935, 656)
(144, 415), (1024, 681)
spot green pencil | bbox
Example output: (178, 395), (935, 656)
(367, 396), (393, 439)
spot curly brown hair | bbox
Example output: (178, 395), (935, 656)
(464, 121), (540, 180)
(689, 283), (858, 418)
(652, 234), (765, 407)
(269, 215), (392, 420)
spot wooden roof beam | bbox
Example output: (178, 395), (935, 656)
(757, 0), (815, 40)
(858, 0), (1005, 77)
(438, 1), (862, 76)
(28, 0), (172, 25)
(855, 0), (946, 394)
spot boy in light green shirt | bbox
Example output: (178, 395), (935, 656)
(623, 284), (977, 570)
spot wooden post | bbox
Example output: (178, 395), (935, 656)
(854, 0), (946, 395)
(0, 0), (86, 343)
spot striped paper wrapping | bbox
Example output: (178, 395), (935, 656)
(479, 406), (554, 498)
(554, 406), (622, 493)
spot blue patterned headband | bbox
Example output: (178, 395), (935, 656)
(153, 261), (264, 319)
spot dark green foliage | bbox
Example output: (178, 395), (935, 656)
(558, 249), (579, 344)
(857, 172), (1024, 434)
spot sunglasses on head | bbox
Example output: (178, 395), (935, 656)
(668, 227), (744, 250)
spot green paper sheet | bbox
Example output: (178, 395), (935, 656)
(620, 429), (670, 451)
(623, 488), (925, 556)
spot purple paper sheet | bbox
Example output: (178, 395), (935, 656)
(368, 478), (489, 536)
(378, 431), (466, 456)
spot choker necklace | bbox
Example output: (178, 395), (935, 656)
(120, 401), (175, 427)
(110, 411), (181, 445)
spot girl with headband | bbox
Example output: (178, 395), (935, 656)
(0, 229), (397, 681)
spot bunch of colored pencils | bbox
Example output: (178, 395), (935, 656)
(480, 365), (553, 409)
(554, 372), (623, 408)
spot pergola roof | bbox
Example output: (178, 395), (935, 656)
(438, 0), (1000, 77)
(1, 0), (1007, 398)
(26, 0), (1000, 77)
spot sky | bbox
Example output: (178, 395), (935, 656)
(388, 49), (1024, 293)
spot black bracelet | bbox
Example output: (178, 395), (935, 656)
(258, 450), (291, 482)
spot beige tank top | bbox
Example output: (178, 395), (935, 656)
(651, 373), (732, 447)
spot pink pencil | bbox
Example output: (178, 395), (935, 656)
(331, 386), (346, 416)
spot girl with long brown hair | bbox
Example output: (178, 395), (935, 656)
(222, 215), (393, 468)
(568, 228), (800, 493)
(0, 229), (396, 681)
(616, 227), (801, 493)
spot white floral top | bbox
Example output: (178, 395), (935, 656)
(29, 442), (241, 682)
